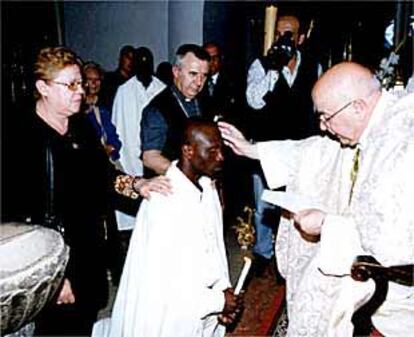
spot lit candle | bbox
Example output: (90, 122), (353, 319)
(263, 5), (278, 56)
(235, 256), (252, 294)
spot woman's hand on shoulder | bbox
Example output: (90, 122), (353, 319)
(134, 176), (172, 199)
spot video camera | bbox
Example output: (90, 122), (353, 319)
(265, 31), (297, 70)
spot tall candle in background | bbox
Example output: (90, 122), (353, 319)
(263, 5), (278, 56)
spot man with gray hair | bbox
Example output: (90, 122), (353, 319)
(141, 44), (210, 176)
(219, 62), (414, 336)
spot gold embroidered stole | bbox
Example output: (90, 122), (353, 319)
(349, 147), (361, 205)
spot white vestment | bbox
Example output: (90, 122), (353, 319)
(112, 76), (165, 230)
(109, 163), (231, 337)
(258, 92), (414, 337)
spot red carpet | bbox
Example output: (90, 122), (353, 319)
(227, 263), (286, 336)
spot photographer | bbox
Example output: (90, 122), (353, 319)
(245, 14), (321, 276)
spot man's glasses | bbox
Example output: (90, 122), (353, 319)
(318, 100), (356, 124)
(51, 80), (83, 92)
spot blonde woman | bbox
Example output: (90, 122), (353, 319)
(11, 46), (170, 335)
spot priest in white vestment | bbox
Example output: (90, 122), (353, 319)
(112, 47), (166, 230)
(219, 62), (414, 337)
(109, 120), (243, 337)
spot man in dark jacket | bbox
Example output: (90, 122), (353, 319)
(100, 45), (135, 113)
(199, 42), (238, 120)
(140, 44), (210, 176)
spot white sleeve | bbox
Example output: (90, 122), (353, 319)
(257, 136), (329, 190)
(111, 88), (121, 125)
(318, 214), (364, 275)
(257, 140), (300, 189)
(245, 59), (279, 109)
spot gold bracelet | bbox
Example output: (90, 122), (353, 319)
(114, 175), (140, 199)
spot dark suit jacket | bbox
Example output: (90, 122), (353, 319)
(199, 71), (238, 120)
(248, 55), (320, 141)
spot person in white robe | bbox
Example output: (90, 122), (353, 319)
(111, 47), (166, 230)
(109, 120), (243, 337)
(219, 62), (414, 337)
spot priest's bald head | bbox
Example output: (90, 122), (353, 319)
(178, 118), (224, 185)
(312, 62), (382, 147)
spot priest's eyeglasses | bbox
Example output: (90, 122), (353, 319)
(51, 80), (84, 92)
(317, 100), (356, 124)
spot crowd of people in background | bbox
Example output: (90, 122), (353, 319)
(3, 7), (414, 337)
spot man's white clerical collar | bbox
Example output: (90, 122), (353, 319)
(171, 85), (193, 103)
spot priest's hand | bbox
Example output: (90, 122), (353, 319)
(218, 122), (259, 159)
(293, 209), (326, 240)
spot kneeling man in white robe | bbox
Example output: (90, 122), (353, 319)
(109, 119), (243, 337)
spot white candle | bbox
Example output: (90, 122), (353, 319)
(263, 5), (278, 56)
(235, 256), (252, 294)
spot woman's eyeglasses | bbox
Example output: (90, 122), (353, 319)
(51, 80), (84, 92)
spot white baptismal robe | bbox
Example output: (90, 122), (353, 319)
(109, 163), (231, 337)
(112, 76), (165, 230)
(258, 92), (414, 337)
